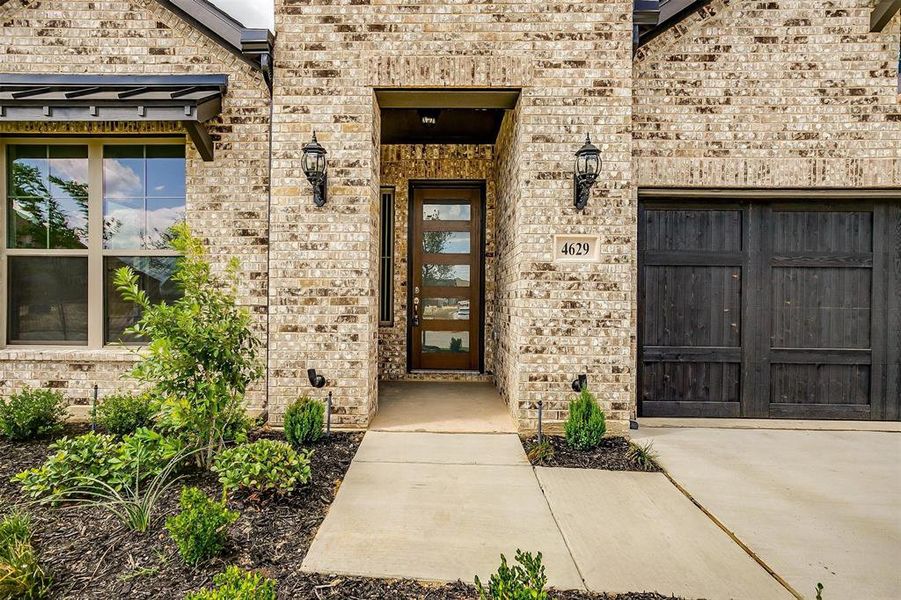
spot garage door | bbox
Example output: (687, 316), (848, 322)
(638, 197), (901, 420)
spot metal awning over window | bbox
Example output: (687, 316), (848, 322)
(0, 74), (228, 161)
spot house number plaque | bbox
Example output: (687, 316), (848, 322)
(554, 234), (600, 263)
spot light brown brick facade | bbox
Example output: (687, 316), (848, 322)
(1, 0), (898, 429)
(633, 0), (901, 188)
(269, 0), (636, 429)
(0, 0), (270, 409)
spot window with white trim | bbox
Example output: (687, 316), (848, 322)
(2, 139), (185, 347)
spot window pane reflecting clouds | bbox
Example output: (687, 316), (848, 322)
(103, 146), (185, 249)
(6, 145), (88, 249)
(423, 231), (470, 254)
(423, 203), (470, 221)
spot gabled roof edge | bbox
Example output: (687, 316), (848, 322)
(153, 0), (273, 88)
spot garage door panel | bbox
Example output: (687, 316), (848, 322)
(770, 210), (872, 254)
(639, 198), (900, 421)
(642, 362), (741, 405)
(643, 209), (742, 252)
(770, 267), (872, 349)
(770, 364), (871, 406)
(642, 265), (741, 348)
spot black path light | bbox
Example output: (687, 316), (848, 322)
(307, 368), (332, 436)
(573, 134), (601, 211)
(301, 131), (328, 207)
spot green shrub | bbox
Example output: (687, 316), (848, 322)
(114, 223), (263, 468)
(475, 550), (548, 600)
(212, 439), (311, 495)
(283, 397), (324, 447)
(563, 388), (606, 451)
(166, 487), (238, 565)
(627, 440), (659, 471)
(0, 513), (52, 599)
(0, 388), (66, 441)
(525, 439), (554, 463)
(184, 566), (275, 600)
(15, 428), (182, 500)
(95, 392), (157, 436)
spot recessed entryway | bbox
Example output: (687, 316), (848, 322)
(371, 381), (515, 433)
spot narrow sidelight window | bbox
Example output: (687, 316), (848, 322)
(379, 188), (394, 325)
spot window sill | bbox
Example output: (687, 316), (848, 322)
(0, 346), (143, 362)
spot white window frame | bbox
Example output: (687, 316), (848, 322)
(0, 136), (185, 350)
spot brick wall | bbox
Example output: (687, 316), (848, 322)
(272, 0), (636, 429)
(633, 0), (901, 188)
(0, 0), (271, 410)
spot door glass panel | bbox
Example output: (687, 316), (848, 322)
(423, 264), (470, 287)
(423, 231), (470, 254)
(423, 298), (470, 320)
(423, 203), (470, 221)
(422, 331), (470, 353)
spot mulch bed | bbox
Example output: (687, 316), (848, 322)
(521, 435), (662, 472)
(288, 574), (678, 600)
(1, 427), (677, 599)
(0, 426), (362, 599)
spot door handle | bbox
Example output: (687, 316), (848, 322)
(412, 295), (420, 327)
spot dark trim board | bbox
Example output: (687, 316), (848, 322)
(638, 194), (901, 421)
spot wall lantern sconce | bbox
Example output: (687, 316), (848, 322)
(571, 373), (588, 393)
(573, 134), (601, 211)
(302, 131), (328, 207)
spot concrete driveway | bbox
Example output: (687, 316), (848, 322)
(635, 424), (901, 600)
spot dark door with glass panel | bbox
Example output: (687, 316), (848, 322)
(410, 186), (482, 371)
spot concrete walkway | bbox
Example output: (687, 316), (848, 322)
(372, 381), (516, 433)
(635, 426), (901, 600)
(302, 431), (789, 598)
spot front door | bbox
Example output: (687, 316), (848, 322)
(410, 185), (483, 371)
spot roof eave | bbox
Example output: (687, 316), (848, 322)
(153, 0), (273, 88)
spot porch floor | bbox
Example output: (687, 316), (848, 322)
(371, 381), (516, 433)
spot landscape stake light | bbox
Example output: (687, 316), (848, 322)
(301, 131), (328, 207)
(537, 400), (544, 445)
(573, 134), (601, 211)
(307, 368), (326, 389)
(326, 391), (332, 436)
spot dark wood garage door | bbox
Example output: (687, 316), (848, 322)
(638, 198), (901, 420)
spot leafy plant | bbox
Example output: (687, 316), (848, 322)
(283, 397), (324, 447)
(475, 550), (548, 600)
(563, 388), (606, 451)
(46, 448), (190, 532)
(0, 388), (66, 441)
(0, 513), (52, 599)
(95, 392), (157, 436)
(627, 440), (659, 471)
(166, 487), (238, 565)
(114, 223), (263, 468)
(212, 439), (311, 496)
(15, 428), (182, 500)
(184, 566), (275, 600)
(525, 439), (554, 463)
